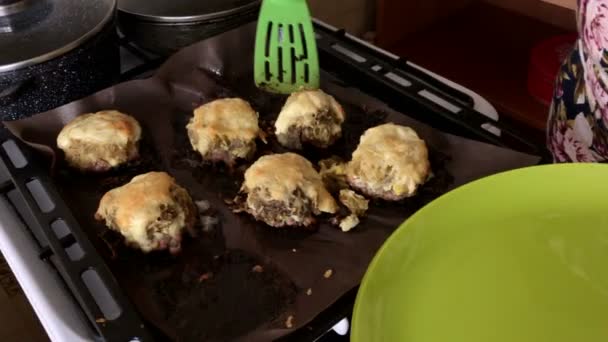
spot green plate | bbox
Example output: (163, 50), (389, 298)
(352, 164), (608, 342)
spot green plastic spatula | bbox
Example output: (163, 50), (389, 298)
(254, 0), (320, 94)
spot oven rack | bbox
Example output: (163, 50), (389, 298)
(0, 136), (153, 342)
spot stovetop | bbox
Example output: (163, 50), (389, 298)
(0, 18), (543, 342)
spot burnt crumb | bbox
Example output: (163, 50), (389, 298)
(285, 315), (295, 329)
(197, 272), (213, 283)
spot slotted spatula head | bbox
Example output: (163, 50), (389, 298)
(254, 0), (320, 94)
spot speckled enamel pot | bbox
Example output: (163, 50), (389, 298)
(0, 0), (119, 121)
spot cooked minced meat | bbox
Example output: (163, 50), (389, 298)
(242, 153), (338, 227)
(346, 123), (430, 201)
(187, 98), (261, 165)
(275, 90), (345, 149)
(95, 172), (197, 254)
(57, 110), (141, 172)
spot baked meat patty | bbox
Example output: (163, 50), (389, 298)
(57, 110), (142, 172)
(187, 98), (261, 165)
(95, 172), (197, 254)
(346, 123), (430, 200)
(242, 153), (338, 227)
(275, 89), (345, 149)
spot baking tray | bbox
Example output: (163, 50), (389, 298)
(2, 23), (540, 341)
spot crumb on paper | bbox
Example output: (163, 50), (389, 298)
(306, 288), (312, 296)
(339, 189), (369, 216)
(286, 315), (295, 329)
(200, 215), (219, 232)
(318, 157), (349, 193)
(339, 214), (360, 232)
(324, 269), (333, 279)
(95, 318), (106, 324)
(195, 200), (211, 212)
(198, 272), (213, 283)
(252, 265), (264, 273)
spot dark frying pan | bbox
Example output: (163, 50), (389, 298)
(0, 0), (120, 121)
(117, 0), (260, 56)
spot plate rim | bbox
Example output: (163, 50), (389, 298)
(351, 163), (608, 341)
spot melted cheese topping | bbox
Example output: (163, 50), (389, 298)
(347, 123), (430, 197)
(274, 89), (345, 135)
(96, 172), (190, 252)
(56, 110), (141, 168)
(243, 153), (338, 214)
(57, 110), (141, 149)
(186, 98), (260, 158)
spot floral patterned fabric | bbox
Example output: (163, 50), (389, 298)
(547, 0), (608, 162)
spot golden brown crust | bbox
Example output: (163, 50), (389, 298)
(95, 172), (196, 253)
(346, 123), (430, 200)
(56, 110), (142, 172)
(186, 98), (260, 164)
(274, 90), (345, 149)
(242, 153), (338, 227)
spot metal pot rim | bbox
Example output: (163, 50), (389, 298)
(0, 0), (117, 74)
(117, 0), (259, 24)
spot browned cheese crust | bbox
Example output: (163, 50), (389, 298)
(346, 123), (430, 200)
(57, 110), (142, 172)
(95, 172), (197, 253)
(242, 153), (338, 227)
(187, 98), (261, 165)
(275, 90), (345, 149)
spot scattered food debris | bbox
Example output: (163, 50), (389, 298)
(223, 198), (234, 205)
(292, 248), (297, 253)
(318, 157), (349, 193)
(339, 189), (369, 216)
(252, 265), (264, 273)
(95, 318), (106, 324)
(198, 272), (213, 283)
(339, 214), (360, 232)
(324, 269), (334, 279)
(336, 189), (369, 232)
(306, 288), (312, 296)
(200, 215), (219, 232)
(285, 315), (295, 329)
(195, 200), (211, 212)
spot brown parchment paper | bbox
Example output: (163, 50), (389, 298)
(3, 23), (540, 341)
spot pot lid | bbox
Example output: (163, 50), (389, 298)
(117, 0), (259, 24)
(0, 0), (116, 73)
